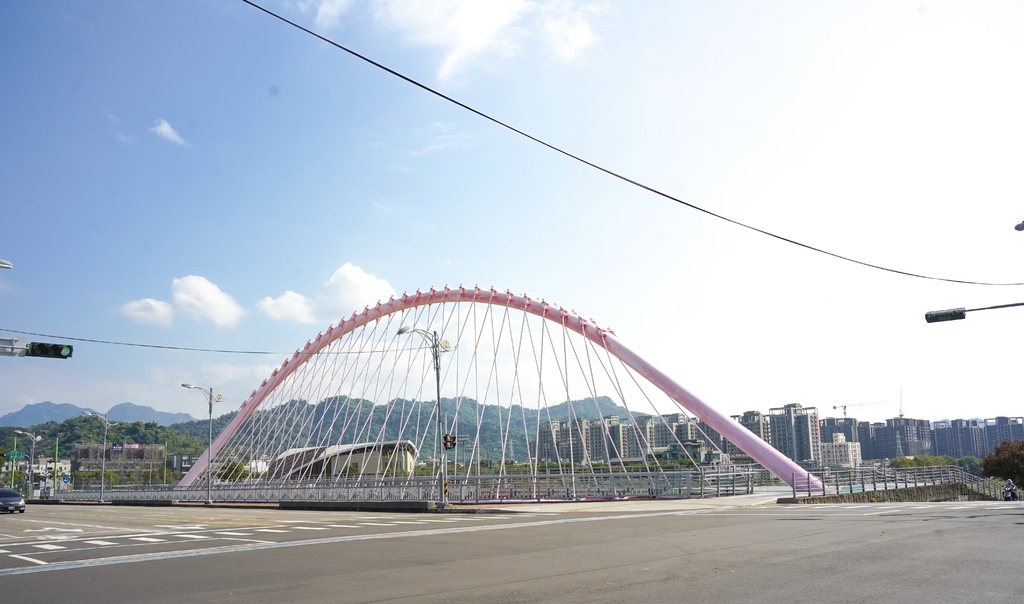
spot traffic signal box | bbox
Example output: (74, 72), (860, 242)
(443, 435), (457, 450)
(26, 342), (73, 359)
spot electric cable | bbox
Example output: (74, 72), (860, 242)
(241, 0), (1024, 287)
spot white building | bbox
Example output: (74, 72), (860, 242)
(820, 433), (862, 468)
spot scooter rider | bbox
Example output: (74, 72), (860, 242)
(1005, 479), (1018, 500)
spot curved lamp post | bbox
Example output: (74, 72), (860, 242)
(0, 259), (12, 270)
(82, 412), (115, 503)
(12, 430), (42, 497)
(182, 383), (222, 504)
(397, 326), (451, 505)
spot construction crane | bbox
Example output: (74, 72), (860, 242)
(832, 401), (888, 419)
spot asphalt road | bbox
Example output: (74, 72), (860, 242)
(2, 500), (1021, 603)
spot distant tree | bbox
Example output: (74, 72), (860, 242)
(981, 440), (1024, 485)
(216, 460), (249, 482)
(956, 456), (983, 475)
(889, 455), (955, 468)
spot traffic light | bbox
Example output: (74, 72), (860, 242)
(26, 342), (73, 359)
(443, 435), (457, 450)
(924, 308), (966, 323)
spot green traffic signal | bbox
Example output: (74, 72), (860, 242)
(26, 342), (73, 359)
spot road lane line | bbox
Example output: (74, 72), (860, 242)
(9, 554), (48, 565)
(0, 508), (718, 577)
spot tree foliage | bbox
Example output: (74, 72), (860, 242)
(981, 440), (1024, 485)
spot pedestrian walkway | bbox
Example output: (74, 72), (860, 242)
(454, 492), (782, 514)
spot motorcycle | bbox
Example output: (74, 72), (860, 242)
(1003, 487), (1018, 501)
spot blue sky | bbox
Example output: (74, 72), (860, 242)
(3, 0), (1024, 424)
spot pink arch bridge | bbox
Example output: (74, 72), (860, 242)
(178, 286), (821, 500)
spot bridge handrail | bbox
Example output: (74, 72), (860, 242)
(53, 467), (765, 504)
(790, 465), (1002, 499)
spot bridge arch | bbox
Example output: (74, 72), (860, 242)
(178, 286), (818, 494)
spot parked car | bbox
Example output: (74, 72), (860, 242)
(0, 488), (26, 513)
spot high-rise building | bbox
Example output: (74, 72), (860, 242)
(726, 411), (771, 458)
(820, 417), (859, 444)
(876, 417), (931, 459)
(537, 418), (592, 463)
(932, 419), (985, 458)
(857, 421), (884, 460)
(768, 404), (821, 465)
(983, 417), (1024, 454)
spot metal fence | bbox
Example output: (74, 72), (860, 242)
(790, 465), (1003, 499)
(54, 467), (761, 504)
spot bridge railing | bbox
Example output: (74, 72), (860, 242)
(790, 465), (1002, 500)
(53, 468), (762, 504)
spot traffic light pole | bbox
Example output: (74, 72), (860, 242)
(430, 331), (448, 507)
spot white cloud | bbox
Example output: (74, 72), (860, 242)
(316, 263), (397, 322)
(372, 0), (532, 82)
(255, 264), (395, 325)
(257, 290), (317, 324)
(149, 118), (187, 145)
(312, 0), (356, 30)
(121, 298), (174, 326)
(542, 2), (601, 60)
(172, 275), (246, 327)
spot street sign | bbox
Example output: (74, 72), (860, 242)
(62, 476), (70, 484)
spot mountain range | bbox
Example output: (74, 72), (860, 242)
(0, 401), (197, 428)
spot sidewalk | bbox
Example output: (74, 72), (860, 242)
(451, 492), (783, 514)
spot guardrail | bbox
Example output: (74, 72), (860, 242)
(790, 465), (1003, 499)
(55, 468), (760, 504)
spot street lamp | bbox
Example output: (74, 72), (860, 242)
(925, 301), (1024, 323)
(0, 259), (12, 269)
(12, 430), (42, 498)
(82, 412), (115, 503)
(397, 326), (452, 505)
(182, 383), (223, 505)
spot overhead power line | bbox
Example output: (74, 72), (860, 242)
(0, 328), (280, 355)
(241, 0), (1024, 287)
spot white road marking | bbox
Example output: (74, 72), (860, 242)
(32, 544), (65, 551)
(176, 534), (211, 540)
(84, 540), (117, 546)
(153, 525), (207, 530)
(130, 537), (167, 543)
(9, 554), (48, 565)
